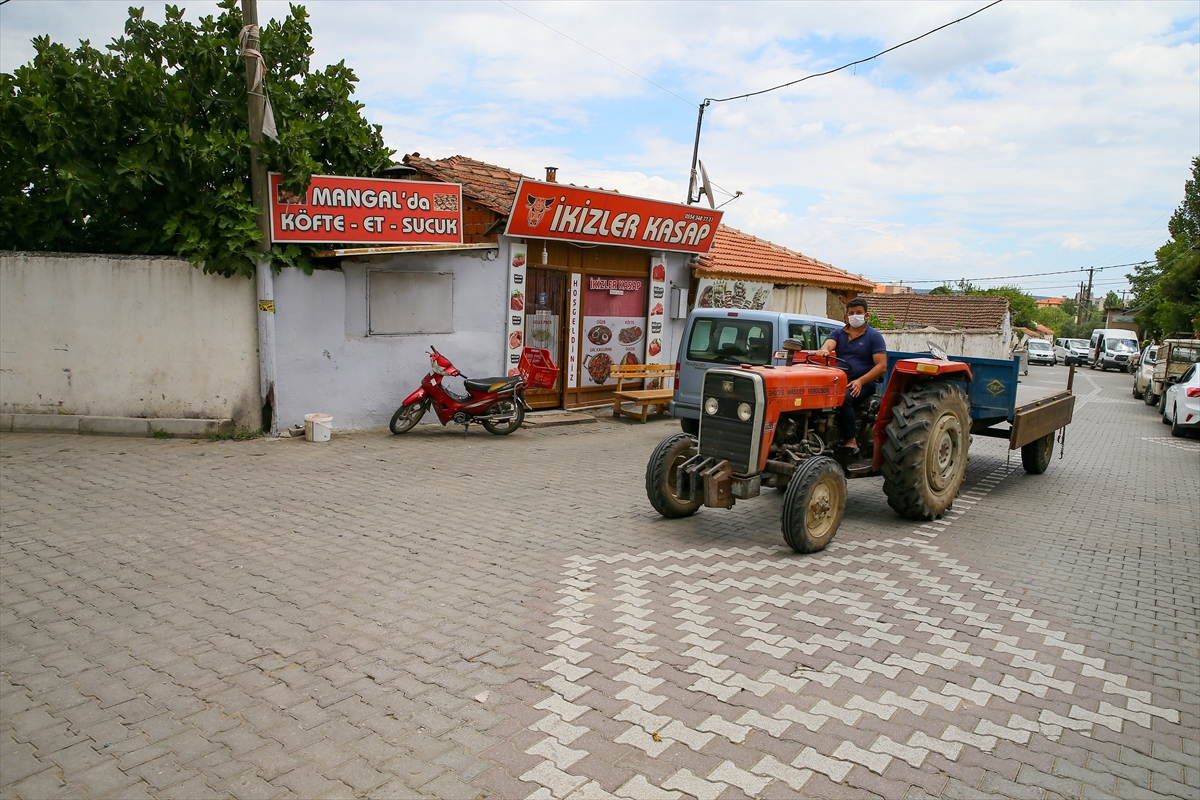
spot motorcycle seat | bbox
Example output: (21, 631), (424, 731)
(464, 376), (523, 394)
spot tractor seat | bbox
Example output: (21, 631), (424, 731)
(464, 376), (523, 394)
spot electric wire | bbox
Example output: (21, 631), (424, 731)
(707, 0), (1005, 104)
(892, 261), (1147, 285)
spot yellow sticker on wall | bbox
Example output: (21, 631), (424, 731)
(258, 300), (275, 313)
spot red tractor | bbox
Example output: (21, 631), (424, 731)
(646, 340), (1074, 553)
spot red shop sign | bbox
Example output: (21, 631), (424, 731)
(504, 179), (722, 254)
(269, 173), (463, 245)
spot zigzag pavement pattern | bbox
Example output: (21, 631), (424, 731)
(511, 462), (1185, 799)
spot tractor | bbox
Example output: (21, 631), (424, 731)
(645, 339), (1074, 553)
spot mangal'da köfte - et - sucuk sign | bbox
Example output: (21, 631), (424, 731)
(269, 173), (463, 245)
(503, 179), (722, 254)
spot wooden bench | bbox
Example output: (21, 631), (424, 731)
(610, 363), (677, 422)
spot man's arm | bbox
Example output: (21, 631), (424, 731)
(849, 352), (887, 396)
(819, 333), (839, 354)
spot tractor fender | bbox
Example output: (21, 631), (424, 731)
(871, 359), (972, 472)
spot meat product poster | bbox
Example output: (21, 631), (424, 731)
(505, 243), (528, 375)
(645, 255), (668, 387)
(580, 276), (646, 387)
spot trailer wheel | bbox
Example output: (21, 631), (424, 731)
(645, 433), (702, 519)
(1021, 432), (1054, 474)
(781, 457), (846, 553)
(882, 380), (970, 520)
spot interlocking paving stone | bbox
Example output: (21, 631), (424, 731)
(2, 367), (1196, 798)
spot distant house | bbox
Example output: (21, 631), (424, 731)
(874, 282), (914, 294)
(1035, 296), (1066, 309)
(858, 292), (1014, 360)
(692, 226), (875, 319)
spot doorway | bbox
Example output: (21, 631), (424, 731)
(524, 268), (566, 408)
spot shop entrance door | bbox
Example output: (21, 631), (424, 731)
(524, 268), (566, 409)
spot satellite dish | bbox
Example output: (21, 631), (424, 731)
(698, 160), (715, 209)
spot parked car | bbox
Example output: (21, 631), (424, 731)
(1088, 328), (1139, 371)
(1148, 340), (1200, 406)
(1133, 345), (1159, 404)
(672, 309), (843, 434)
(1026, 338), (1056, 366)
(1054, 338), (1089, 365)
(1161, 363), (1200, 437)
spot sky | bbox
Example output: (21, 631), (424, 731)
(3, 0), (1198, 298)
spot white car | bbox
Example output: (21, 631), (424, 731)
(1054, 338), (1089, 365)
(1026, 338), (1056, 366)
(1162, 363), (1200, 437)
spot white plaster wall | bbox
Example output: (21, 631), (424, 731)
(0, 252), (259, 424)
(768, 285), (840, 317)
(273, 248), (506, 430)
(879, 327), (1011, 360)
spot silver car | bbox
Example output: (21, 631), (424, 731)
(1054, 338), (1089, 366)
(1133, 345), (1159, 405)
(1026, 338), (1056, 366)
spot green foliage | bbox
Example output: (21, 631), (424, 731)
(1129, 156), (1200, 340)
(205, 423), (262, 441)
(1103, 291), (1123, 310)
(929, 284), (954, 295)
(151, 427), (175, 439)
(867, 312), (898, 330)
(1, 1), (393, 277)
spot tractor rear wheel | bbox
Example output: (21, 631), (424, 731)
(781, 457), (846, 553)
(645, 433), (702, 519)
(882, 380), (970, 520)
(1021, 432), (1054, 474)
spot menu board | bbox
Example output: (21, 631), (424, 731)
(580, 277), (646, 387)
(645, 256), (668, 389)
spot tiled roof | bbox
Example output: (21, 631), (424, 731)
(401, 153), (529, 215)
(860, 293), (1010, 331)
(694, 226), (875, 291)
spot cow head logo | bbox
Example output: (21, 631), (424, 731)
(525, 194), (556, 228)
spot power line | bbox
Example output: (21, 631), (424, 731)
(496, 1), (692, 107)
(887, 261), (1147, 285)
(708, 0), (1005, 104)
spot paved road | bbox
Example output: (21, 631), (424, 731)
(2, 364), (1197, 799)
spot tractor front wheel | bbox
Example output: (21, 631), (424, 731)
(646, 433), (702, 519)
(781, 457), (846, 554)
(882, 380), (970, 520)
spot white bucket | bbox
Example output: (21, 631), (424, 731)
(304, 413), (333, 442)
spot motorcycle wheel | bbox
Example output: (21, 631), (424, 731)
(389, 400), (428, 435)
(482, 399), (524, 435)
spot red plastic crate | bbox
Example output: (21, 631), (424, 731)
(519, 347), (560, 390)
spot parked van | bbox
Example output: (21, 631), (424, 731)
(1088, 328), (1139, 372)
(671, 309), (843, 433)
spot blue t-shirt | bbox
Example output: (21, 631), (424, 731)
(827, 325), (887, 382)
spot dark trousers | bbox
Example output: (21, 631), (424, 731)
(837, 381), (877, 443)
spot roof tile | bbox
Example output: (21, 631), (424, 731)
(402, 153), (529, 215)
(694, 225), (875, 291)
(860, 293), (1010, 331)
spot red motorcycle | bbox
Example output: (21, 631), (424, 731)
(390, 347), (532, 436)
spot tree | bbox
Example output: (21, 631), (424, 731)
(1103, 291), (1123, 311)
(929, 284), (954, 295)
(1129, 156), (1200, 339)
(0, 1), (393, 277)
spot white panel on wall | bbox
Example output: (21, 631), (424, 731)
(368, 271), (454, 335)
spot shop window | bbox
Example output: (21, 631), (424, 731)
(368, 271), (453, 335)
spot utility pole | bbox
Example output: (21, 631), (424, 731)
(1075, 281), (1085, 325)
(1082, 267), (1095, 325)
(241, 0), (277, 434)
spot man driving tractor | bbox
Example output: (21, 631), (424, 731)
(819, 297), (887, 455)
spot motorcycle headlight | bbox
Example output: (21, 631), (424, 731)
(737, 402), (752, 421)
(704, 397), (719, 416)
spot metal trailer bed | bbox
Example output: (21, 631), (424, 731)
(884, 351), (1075, 450)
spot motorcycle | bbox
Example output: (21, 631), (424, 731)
(390, 347), (531, 436)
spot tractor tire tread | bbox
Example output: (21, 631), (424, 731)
(881, 380), (970, 521)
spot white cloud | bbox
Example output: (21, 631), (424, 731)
(1061, 238), (1092, 251)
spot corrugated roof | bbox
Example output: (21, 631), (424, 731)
(694, 225), (875, 291)
(860, 293), (1010, 331)
(401, 153), (529, 215)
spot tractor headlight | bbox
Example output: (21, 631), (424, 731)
(704, 397), (719, 416)
(737, 402), (752, 421)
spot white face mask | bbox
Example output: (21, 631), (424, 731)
(848, 313), (866, 328)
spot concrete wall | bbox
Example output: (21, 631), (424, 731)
(879, 327), (1011, 360)
(0, 252), (259, 425)
(273, 248), (507, 431)
(768, 285), (836, 318)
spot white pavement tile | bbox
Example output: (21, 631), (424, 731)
(974, 716), (1031, 745)
(870, 734), (928, 768)
(526, 737), (588, 770)
(942, 724), (998, 753)
(698, 714), (751, 743)
(735, 709), (791, 738)
(658, 720), (715, 751)
(662, 769), (725, 800)
(709, 760), (771, 796)
(614, 725), (672, 758)
(532, 714), (589, 746)
(908, 730), (964, 762)
(833, 741), (892, 774)
(751, 755), (813, 792)
(535, 694), (591, 722)
(520, 761), (589, 799)
(614, 775), (682, 800)
(791, 746), (854, 783)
